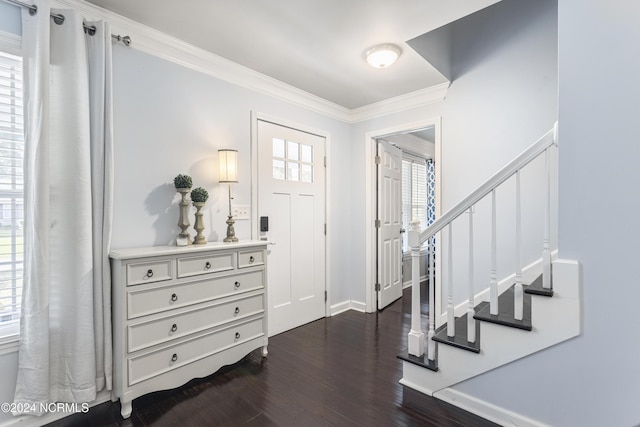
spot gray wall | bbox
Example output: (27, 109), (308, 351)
(0, 2), (20, 35)
(454, 0), (557, 306)
(0, 11), (357, 422)
(407, 0), (559, 310)
(4, 0), (636, 426)
(109, 47), (355, 302)
(451, 1), (640, 426)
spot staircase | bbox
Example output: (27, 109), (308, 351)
(398, 123), (581, 398)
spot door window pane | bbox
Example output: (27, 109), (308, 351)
(301, 144), (312, 163)
(287, 141), (299, 161)
(287, 162), (299, 181)
(273, 159), (285, 180)
(273, 138), (285, 158)
(301, 164), (313, 183)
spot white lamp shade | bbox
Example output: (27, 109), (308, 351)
(218, 149), (238, 183)
(366, 44), (402, 69)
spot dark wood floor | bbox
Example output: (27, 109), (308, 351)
(48, 286), (499, 427)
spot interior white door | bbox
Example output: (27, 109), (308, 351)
(257, 120), (326, 336)
(377, 140), (403, 309)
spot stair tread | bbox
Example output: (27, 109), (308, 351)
(433, 313), (481, 353)
(524, 274), (554, 296)
(397, 350), (439, 372)
(474, 285), (532, 331)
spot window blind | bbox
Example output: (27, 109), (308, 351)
(402, 156), (428, 251)
(0, 49), (23, 340)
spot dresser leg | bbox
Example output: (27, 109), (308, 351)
(261, 345), (268, 357)
(120, 400), (132, 419)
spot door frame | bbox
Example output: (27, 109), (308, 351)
(250, 111), (330, 318)
(364, 117), (442, 313)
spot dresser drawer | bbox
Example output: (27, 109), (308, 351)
(177, 251), (235, 278)
(238, 249), (264, 269)
(128, 317), (264, 386)
(127, 259), (173, 286)
(127, 270), (264, 319)
(127, 294), (264, 352)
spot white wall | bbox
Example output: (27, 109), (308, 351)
(449, 1), (640, 426)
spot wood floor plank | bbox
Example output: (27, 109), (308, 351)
(47, 286), (499, 427)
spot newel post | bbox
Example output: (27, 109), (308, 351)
(407, 220), (425, 357)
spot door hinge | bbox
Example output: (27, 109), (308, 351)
(375, 219), (381, 228)
(375, 283), (381, 291)
(324, 223), (327, 235)
(324, 156), (327, 167)
(325, 290), (328, 302)
(375, 155), (381, 165)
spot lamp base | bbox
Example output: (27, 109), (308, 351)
(224, 215), (238, 243)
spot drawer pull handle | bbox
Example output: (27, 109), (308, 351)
(171, 353), (178, 362)
(235, 332), (240, 341)
(249, 256), (255, 263)
(234, 281), (240, 289)
(234, 307), (240, 315)
(171, 293), (178, 302)
(205, 261), (211, 270)
(146, 269), (153, 278)
(171, 323), (178, 332)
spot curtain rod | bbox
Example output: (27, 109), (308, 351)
(2, 0), (131, 46)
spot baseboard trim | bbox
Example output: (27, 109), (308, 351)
(0, 390), (111, 427)
(399, 376), (435, 397)
(433, 388), (551, 427)
(330, 301), (351, 316)
(330, 300), (366, 316)
(350, 300), (366, 313)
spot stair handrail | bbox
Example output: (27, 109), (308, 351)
(406, 122), (558, 362)
(419, 123), (558, 246)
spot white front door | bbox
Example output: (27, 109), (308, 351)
(257, 119), (326, 336)
(377, 140), (403, 309)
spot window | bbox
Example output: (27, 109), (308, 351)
(272, 138), (314, 183)
(0, 48), (23, 341)
(402, 155), (432, 251)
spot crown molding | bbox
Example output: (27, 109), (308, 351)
(349, 82), (450, 123)
(52, 0), (448, 123)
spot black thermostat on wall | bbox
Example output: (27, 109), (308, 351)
(260, 216), (269, 232)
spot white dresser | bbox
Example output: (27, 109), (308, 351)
(110, 241), (268, 419)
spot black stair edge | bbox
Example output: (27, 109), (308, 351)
(524, 274), (554, 297)
(433, 313), (481, 353)
(473, 286), (533, 331)
(397, 350), (439, 372)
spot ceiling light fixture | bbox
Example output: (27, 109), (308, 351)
(365, 44), (402, 69)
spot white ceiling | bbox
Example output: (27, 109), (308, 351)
(86, 0), (500, 109)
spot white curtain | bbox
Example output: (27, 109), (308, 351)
(13, 0), (114, 414)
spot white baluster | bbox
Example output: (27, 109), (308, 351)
(490, 189), (499, 315)
(542, 148), (552, 290)
(447, 224), (455, 337)
(467, 208), (476, 343)
(407, 220), (424, 357)
(427, 235), (436, 361)
(514, 170), (524, 320)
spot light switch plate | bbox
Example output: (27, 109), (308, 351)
(232, 205), (250, 220)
